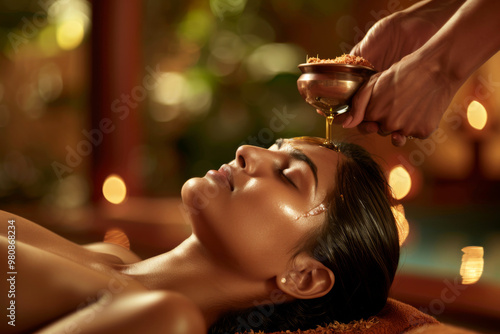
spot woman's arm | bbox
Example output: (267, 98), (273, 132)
(84, 228), (142, 264)
(35, 290), (206, 334)
(0, 210), (141, 265)
(83, 242), (142, 264)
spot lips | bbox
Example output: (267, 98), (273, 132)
(218, 164), (234, 191)
(206, 164), (233, 191)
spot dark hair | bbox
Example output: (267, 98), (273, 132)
(209, 141), (400, 333)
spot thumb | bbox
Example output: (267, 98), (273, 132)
(343, 74), (377, 129)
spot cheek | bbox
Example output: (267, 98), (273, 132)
(239, 181), (307, 219)
(227, 214), (322, 280)
(220, 192), (312, 278)
(230, 182), (314, 244)
(221, 219), (293, 279)
(182, 179), (319, 279)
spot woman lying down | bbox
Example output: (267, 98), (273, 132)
(1, 137), (400, 334)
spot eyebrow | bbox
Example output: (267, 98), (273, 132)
(275, 138), (318, 191)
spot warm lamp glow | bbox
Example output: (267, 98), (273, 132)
(391, 204), (409, 245)
(460, 246), (484, 285)
(388, 165), (412, 200)
(102, 175), (127, 204)
(467, 100), (487, 130)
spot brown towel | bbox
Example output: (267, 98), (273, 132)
(237, 298), (439, 334)
(103, 228), (131, 249)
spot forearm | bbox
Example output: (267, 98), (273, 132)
(398, 0), (468, 56)
(349, 0), (467, 71)
(417, 0), (500, 84)
(403, 0), (466, 28)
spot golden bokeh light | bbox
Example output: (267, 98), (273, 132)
(460, 246), (484, 285)
(38, 26), (60, 56)
(467, 100), (487, 130)
(102, 175), (127, 204)
(152, 72), (186, 106)
(391, 204), (409, 246)
(50, 0), (91, 51)
(246, 43), (303, 80)
(388, 165), (412, 200)
(56, 20), (85, 50)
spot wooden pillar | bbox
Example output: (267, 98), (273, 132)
(91, 0), (143, 201)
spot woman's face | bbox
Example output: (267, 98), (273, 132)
(181, 138), (340, 280)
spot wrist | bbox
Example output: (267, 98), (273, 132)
(408, 46), (462, 95)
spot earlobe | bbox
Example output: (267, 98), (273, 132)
(276, 254), (335, 300)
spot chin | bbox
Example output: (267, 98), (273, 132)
(180, 177), (218, 220)
(181, 177), (198, 197)
(180, 177), (202, 215)
(181, 177), (228, 238)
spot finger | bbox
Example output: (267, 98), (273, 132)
(377, 129), (392, 137)
(350, 44), (361, 57)
(391, 132), (407, 147)
(332, 112), (350, 125)
(343, 74), (377, 129)
(377, 124), (392, 136)
(357, 122), (380, 134)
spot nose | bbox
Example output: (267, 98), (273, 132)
(235, 145), (277, 176)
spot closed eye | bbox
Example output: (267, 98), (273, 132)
(279, 169), (298, 189)
(274, 138), (318, 192)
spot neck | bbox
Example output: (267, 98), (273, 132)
(123, 235), (273, 326)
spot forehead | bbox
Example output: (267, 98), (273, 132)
(288, 139), (340, 170)
(273, 137), (339, 158)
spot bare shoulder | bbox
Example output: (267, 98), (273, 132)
(153, 292), (207, 334)
(37, 290), (206, 334)
(137, 290), (207, 334)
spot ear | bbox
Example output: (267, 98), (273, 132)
(276, 253), (335, 299)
